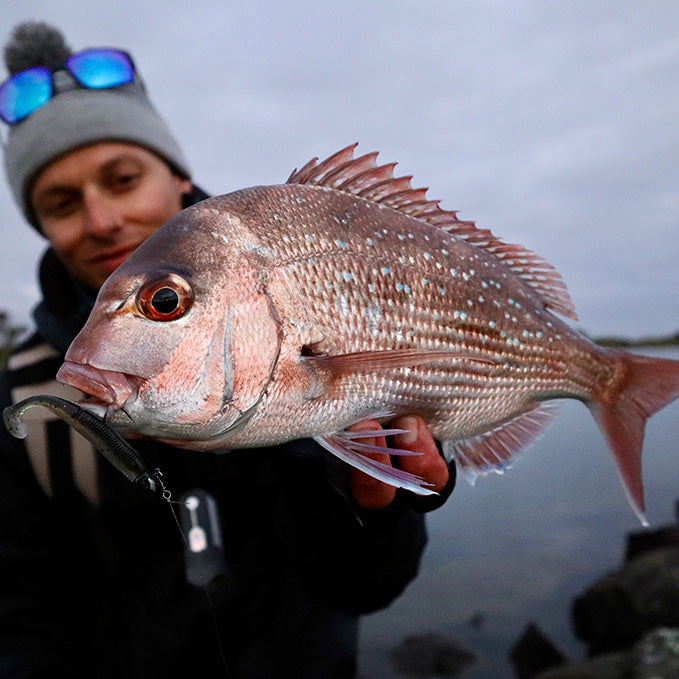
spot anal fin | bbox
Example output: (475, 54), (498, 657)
(444, 402), (558, 484)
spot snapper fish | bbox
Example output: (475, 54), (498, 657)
(57, 144), (679, 524)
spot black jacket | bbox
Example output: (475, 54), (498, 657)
(0, 186), (431, 679)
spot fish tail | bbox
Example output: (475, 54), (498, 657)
(589, 350), (679, 526)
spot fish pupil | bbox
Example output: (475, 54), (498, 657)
(152, 288), (179, 315)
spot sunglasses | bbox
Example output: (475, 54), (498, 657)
(0, 48), (136, 125)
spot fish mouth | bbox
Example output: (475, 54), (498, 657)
(56, 361), (139, 410)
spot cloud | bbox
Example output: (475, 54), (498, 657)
(1, 1), (677, 338)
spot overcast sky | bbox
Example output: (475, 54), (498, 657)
(2, 1), (678, 338)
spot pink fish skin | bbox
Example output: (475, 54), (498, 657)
(57, 144), (679, 524)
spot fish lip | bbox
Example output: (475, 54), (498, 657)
(77, 400), (111, 418)
(56, 361), (137, 410)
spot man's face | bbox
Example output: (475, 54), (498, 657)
(30, 142), (192, 290)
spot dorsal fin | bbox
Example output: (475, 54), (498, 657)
(287, 144), (577, 320)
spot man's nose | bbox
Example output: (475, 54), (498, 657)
(82, 191), (122, 236)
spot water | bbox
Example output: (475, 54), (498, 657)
(358, 347), (679, 678)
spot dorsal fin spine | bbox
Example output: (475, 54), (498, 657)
(286, 158), (319, 184)
(287, 144), (577, 319)
(324, 152), (379, 187)
(360, 177), (414, 202)
(338, 163), (393, 193)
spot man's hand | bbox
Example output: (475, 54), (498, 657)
(348, 415), (450, 511)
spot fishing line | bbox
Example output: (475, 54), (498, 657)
(152, 469), (233, 679)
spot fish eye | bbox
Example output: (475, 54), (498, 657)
(152, 288), (179, 314)
(137, 273), (194, 321)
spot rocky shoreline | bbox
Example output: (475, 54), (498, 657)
(387, 501), (679, 678)
(515, 500), (679, 679)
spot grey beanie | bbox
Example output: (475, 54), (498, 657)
(2, 22), (191, 230)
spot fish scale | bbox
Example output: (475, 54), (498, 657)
(56, 144), (679, 524)
(264, 186), (602, 417)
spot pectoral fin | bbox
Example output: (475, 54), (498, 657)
(304, 347), (491, 379)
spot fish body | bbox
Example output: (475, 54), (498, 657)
(57, 145), (679, 523)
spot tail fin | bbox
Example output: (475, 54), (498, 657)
(589, 350), (679, 526)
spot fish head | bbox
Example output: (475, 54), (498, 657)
(56, 199), (283, 447)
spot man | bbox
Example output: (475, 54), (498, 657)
(0, 22), (454, 678)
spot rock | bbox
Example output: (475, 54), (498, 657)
(571, 570), (640, 653)
(390, 631), (475, 676)
(510, 623), (567, 679)
(626, 526), (679, 562)
(533, 651), (626, 679)
(629, 627), (679, 678)
(535, 627), (679, 679)
(572, 548), (679, 654)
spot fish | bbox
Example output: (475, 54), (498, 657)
(56, 144), (679, 524)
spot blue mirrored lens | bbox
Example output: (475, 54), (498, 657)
(67, 49), (134, 89)
(0, 66), (51, 124)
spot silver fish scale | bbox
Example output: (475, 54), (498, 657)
(242, 184), (616, 441)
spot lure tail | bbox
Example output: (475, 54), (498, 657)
(589, 350), (679, 526)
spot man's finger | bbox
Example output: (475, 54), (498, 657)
(347, 419), (397, 510)
(391, 415), (449, 493)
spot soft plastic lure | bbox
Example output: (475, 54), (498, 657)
(3, 395), (162, 493)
